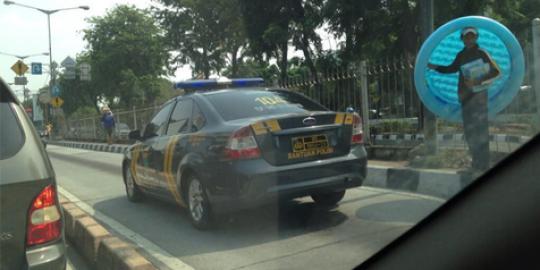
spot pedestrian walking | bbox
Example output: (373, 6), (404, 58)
(100, 106), (116, 145)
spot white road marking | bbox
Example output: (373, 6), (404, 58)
(358, 186), (446, 202)
(58, 186), (194, 270)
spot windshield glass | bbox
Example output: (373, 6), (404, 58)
(205, 89), (327, 121)
(1, 1), (538, 270)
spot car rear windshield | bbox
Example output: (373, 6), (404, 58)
(0, 88), (24, 160)
(204, 89), (328, 121)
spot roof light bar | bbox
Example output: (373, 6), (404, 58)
(174, 78), (264, 90)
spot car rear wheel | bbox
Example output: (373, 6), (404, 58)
(124, 165), (143, 202)
(186, 176), (213, 230)
(311, 190), (346, 207)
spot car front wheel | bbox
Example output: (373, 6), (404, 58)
(124, 164), (143, 202)
(311, 190), (346, 207)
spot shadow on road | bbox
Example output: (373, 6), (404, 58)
(355, 199), (441, 224)
(92, 196), (348, 257)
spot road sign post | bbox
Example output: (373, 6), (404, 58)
(14, 76), (28, 85)
(52, 85), (61, 97)
(39, 88), (52, 104)
(62, 56), (77, 80)
(11, 60), (28, 76)
(79, 62), (91, 81)
(50, 97), (64, 108)
(31, 62), (43, 75)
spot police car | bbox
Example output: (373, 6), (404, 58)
(122, 78), (368, 229)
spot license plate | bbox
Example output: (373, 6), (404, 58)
(288, 134), (334, 159)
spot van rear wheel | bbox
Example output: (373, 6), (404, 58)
(311, 190), (346, 206)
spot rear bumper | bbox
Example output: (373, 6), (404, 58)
(26, 240), (66, 270)
(206, 146), (367, 213)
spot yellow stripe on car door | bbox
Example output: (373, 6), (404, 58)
(164, 136), (185, 207)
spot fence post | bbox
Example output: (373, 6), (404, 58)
(133, 106), (138, 130)
(420, 0), (438, 154)
(92, 118), (97, 140)
(360, 61), (371, 144)
(532, 18), (540, 131)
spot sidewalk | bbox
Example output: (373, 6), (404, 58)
(49, 140), (464, 199)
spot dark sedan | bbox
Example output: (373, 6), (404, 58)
(122, 80), (367, 229)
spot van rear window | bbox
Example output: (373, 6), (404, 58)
(0, 90), (24, 160)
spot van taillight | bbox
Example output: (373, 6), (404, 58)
(26, 185), (62, 246)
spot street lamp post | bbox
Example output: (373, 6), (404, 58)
(4, 0), (89, 126)
(0, 51), (49, 60)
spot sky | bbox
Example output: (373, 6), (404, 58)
(0, 0), (339, 101)
(0, 0), (190, 100)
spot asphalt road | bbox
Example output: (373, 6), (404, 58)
(47, 145), (445, 270)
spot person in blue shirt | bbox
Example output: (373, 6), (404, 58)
(100, 106), (116, 145)
(428, 27), (501, 172)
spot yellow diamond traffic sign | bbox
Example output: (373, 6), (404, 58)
(11, 60), (29, 76)
(50, 97), (64, 108)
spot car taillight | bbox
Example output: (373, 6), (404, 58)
(26, 185), (62, 246)
(351, 113), (363, 144)
(225, 126), (261, 160)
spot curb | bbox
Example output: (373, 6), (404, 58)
(50, 141), (129, 154)
(371, 133), (531, 145)
(59, 196), (156, 270)
(365, 166), (464, 199)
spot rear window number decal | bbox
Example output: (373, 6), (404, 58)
(255, 96), (287, 106)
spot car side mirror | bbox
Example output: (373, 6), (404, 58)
(128, 130), (142, 141)
(141, 123), (160, 139)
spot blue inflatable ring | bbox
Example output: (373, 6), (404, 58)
(414, 16), (525, 122)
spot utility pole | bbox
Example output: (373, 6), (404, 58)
(420, 0), (438, 154)
(532, 18), (540, 132)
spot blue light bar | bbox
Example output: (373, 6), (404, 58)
(230, 78), (264, 87)
(174, 77), (264, 90)
(174, 80), (218, 90)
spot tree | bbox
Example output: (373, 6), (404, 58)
(58, 73), (95, 116)
(239, 0), (324, 82)
(487, 0), (540, 42)
(154, 0), (248, 78)
(322, 0), (385, 65)
(56, 54), (102, 115)
(290, 0), (324, 79)
(82, 5), (168, 109)
(222, 59), (280, 83)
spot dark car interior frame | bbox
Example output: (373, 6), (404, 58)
(356, 133), (540, 270)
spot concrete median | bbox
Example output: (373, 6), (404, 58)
(59, 195), (156, 270)
(366, 166), (463, 199)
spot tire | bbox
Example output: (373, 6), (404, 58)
(124, 164), (143, 202)
(311, 190), (346, 207)
(186, 175), (213, 230)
